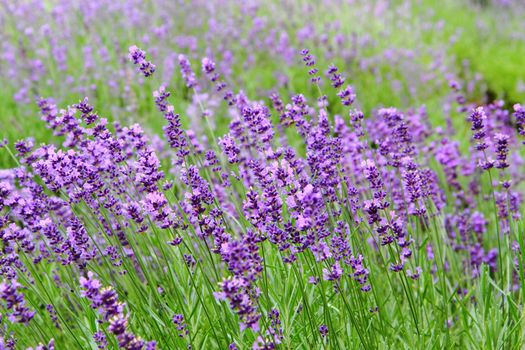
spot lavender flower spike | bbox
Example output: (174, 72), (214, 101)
(129, 45), (156, 77)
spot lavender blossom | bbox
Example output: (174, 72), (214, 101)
(128, 46), (156, 77)
(0, 279), (35, 324)
(80, 272), (154, 349)
(468, 107), (488, 151)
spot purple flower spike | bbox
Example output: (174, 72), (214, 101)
(0, 279), (35, 324)
(319, 324), (328, 337)
(493, 133), (510, 169)
(468, 107), (488, 151)
(128, 45), (156, 77)
(80, 272), (155, 348)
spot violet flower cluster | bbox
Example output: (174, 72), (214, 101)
(80, 272), (156, 350)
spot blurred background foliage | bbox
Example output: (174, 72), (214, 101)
(0, 0), (524, 166)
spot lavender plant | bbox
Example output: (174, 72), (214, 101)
(0, 42), (524, 348)
(1, 1), (525, 349)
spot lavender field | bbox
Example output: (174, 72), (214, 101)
(1, 0), (525, 349)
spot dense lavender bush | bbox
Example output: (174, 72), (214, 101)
(1, 1), (525, 349)
(0, 43), (524, 348)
